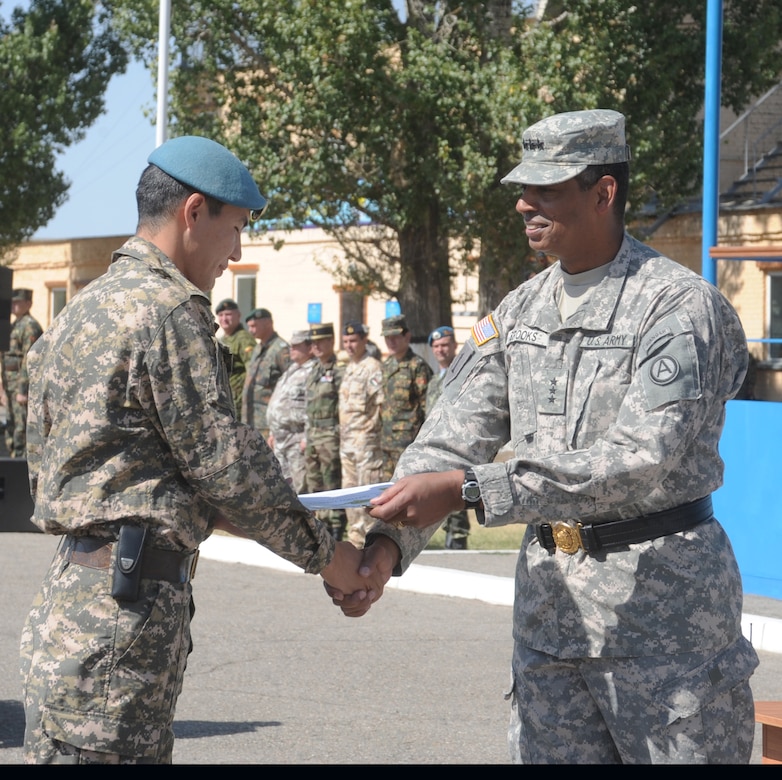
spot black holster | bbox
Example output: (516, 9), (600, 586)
(111, 524), (147, 602)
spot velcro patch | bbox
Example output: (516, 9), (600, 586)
(472, 314), (499, 346)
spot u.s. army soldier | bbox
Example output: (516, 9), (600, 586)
(332, 109), (759, 765)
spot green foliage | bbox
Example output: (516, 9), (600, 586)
(104, 0), (782, 323)
(0, 0), (127, 258)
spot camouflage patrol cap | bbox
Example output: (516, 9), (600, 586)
(148, 136), (268, 219)
(309, 322), (335, 340)
(343, 321), (368, 336)
(290, 329), (311, 345)
(11, 288), (33, 302)
(381, 314), (409, 336)
(501, 109), (631, 186)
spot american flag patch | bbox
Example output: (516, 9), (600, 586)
(472, 314), (499, 345)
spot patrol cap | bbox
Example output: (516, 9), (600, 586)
(147, 135), (268, 219)
(501, 109), (631, 186)
(428, 325), (454, 345)
(12, 288), (33, 302)
(309, 323), (335, 340)
(343, 321), (368, 337)
(245, 307), (272, 321)
(290, 329), (311, 345)
(215, 298), (239, 314)
(381, 314), (409, 336)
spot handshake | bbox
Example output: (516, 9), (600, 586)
(317, 470), (468, 617)
(320, 536), (401, 618)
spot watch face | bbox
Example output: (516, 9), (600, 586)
(463, 482), (481, 503)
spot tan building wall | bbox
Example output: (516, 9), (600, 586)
(8, 209), (782, 398)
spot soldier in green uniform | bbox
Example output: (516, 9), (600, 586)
(1, 288), (43, 458)
(304, 322), (346, 540)
(215, 298), (256, 419)
(379, 314), (432, 482)
(19, 136), (379, 765)
(241, 307), (290, 438)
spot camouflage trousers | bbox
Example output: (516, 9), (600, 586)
(507, 635), (758, 764)
(3, 380), (27, 458)
(20, 541), (194, 764)
(272, 431), (307, 493)
(304, 429), (346, 539)
(340, 439), (384, 548)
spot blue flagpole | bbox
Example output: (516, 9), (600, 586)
(702, 0), (723, 285)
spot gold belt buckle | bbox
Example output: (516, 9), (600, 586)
(189, 549), (200, 581)
(551, 522), (583, 554)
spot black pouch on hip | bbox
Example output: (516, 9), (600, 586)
(111, 524), (147, 602)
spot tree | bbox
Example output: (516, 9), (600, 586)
(0, 0), (127, 260)
(105, 0), (782, 329)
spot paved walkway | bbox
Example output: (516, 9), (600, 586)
(1, 532), (780, 764)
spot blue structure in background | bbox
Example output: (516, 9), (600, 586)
(307, 303), (322, 324)
(703, 1), (781, 601)
(714, 401), (782, 600)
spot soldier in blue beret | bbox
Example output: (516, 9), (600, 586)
(20, 136), (380, 764)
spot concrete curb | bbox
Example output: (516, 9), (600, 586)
(199, 534), (782, 655)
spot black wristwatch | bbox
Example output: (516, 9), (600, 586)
(461, 468), (481, 506)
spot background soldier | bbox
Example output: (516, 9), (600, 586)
(215, 298), (256, 419)
(267, 329), (314, 492)
(304, 323), (346, 540)
(425, 326), (470, 550)
(241, 307), (290, 438)
(338, 321), (384, 547)
(379, 314), (432, 482)
(0, 289), (43, 458)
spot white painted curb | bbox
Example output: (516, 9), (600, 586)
(200, 535), (782, 654)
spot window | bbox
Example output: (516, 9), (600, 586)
(49, 287), (67, 321)
(235, 274), (256, 319)
(769, 273), (782, 360)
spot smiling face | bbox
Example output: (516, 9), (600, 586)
(179, 193), (248, 292)
(513, 174), (618, 274)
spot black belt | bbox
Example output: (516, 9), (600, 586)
(536, 495), (713, 555)
(61, 535), (199, 583)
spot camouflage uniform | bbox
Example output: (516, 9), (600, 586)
(379, 347), (432, 481)
(218, 325), (256, 419)
(304, 353), (346, 539)
(339, 351), (384, 547)
(241, 332), (291, 437)
(425, 369), (470, 547)
(267, 356), (315, 492)
(368, 234), (759, 763)
(20, 238), (336, 763)
(1, 310), (43, 457)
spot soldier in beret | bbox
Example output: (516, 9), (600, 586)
(20, 136), (379, 764)
(332, 110), (758, 764)
(0, 288), (43, 457)
(241, 307), (290, 437)
(214, 298), (257, 419)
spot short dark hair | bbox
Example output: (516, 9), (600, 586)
(136, 165), (224, 231)
(575, 161), (629, 219)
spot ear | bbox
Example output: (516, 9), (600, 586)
(594, 174), (618, 214)
(183, 192), (207, 229)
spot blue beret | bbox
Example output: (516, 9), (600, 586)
(148, 136), (268, 217)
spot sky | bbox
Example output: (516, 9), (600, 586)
(30, 2), (408, 241)
(34, 58), (158, 240)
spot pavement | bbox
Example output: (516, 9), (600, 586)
(1, 531), (781, 764)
